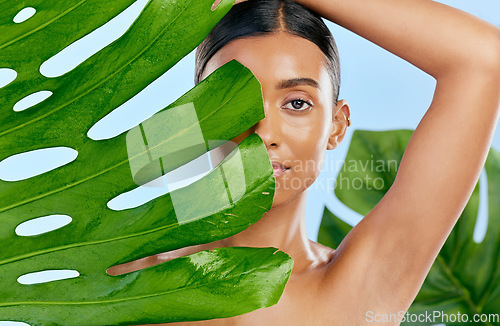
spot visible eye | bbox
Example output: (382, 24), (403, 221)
(282, 99), (313, 111)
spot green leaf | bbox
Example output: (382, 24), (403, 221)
(317, 208), (352, 250)
(0, 0), (294, 324)
(334, 129), (412, 215)
(318, 130), (500, 326)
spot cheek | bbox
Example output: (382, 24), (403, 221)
(287, 124), (329, 178)
(288, 113), (331, 151)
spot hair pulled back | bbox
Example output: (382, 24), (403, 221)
(194, 0), (341, 103)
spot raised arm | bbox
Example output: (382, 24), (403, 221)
(295, 0), (500, 318)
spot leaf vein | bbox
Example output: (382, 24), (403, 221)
(0, 0), (87, 51)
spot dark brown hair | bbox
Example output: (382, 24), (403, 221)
(194, 0), (341, 103)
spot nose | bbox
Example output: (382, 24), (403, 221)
(254, 106), (281, 150)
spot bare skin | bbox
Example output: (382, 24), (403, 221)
(109, 0), (500, 324)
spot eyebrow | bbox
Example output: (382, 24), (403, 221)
(276, 78), (320, 90)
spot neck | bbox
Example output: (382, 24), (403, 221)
(191, 190), (317, 275)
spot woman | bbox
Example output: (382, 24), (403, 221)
(115, 0), (500, 324)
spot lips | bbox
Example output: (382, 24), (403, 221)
(271, 161), (290, 178)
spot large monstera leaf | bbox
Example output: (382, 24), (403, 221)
(318, 130), (499, 326)
(0, 0), (293, 325)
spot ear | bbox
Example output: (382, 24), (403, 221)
(326, 99), (351, 150)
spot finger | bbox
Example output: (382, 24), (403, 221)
(211, 0), (222, 10)
(212, 0), (247, 10)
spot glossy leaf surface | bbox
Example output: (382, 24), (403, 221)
(0, 0), (293, 324)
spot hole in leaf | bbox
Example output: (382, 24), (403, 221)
(0, 68), (17, 88)
(17, 270), (79, 285)
(473, 168), (488, 244)
(13, 90), (52, 112)
(0, 147), (78, 181)
(87, 50), (195, 140)
(13, 7), (36, 23)
(39, 0), (149, 78)
(0, 322), (30, 326)
(108, 151), (213, 211)
(16, 215), (72, 236)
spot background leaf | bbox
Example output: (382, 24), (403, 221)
(318, 129), (499, 326)
(333, 129), (412, 215)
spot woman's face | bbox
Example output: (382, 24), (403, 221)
(201, 32), (348, 208)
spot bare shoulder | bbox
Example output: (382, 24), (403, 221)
(306, 238), (368, 320)
(316, 213), (421, 322)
